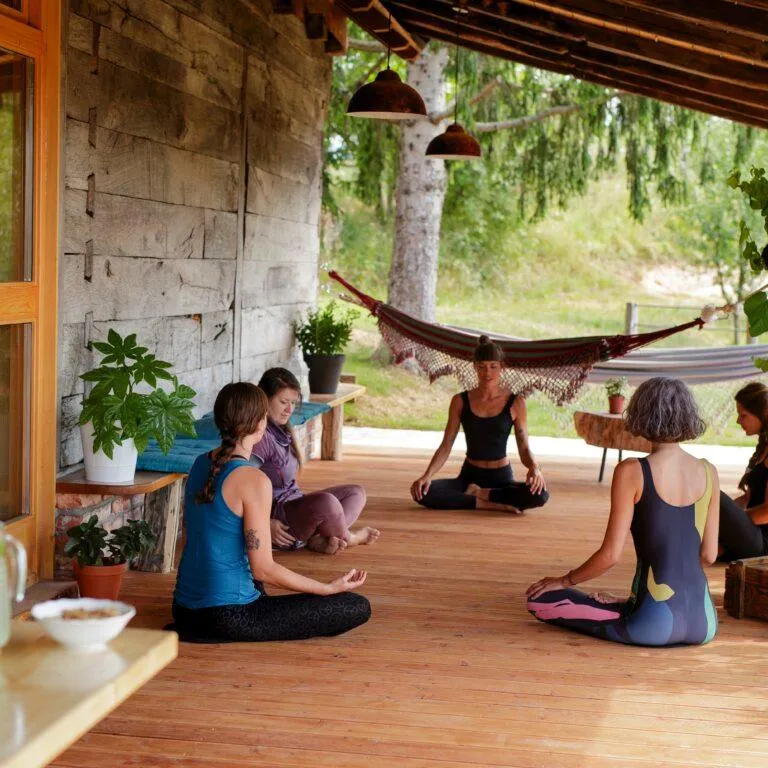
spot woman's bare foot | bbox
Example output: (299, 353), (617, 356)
(347, 526), (381, 547)
(307, 534), (347, 554)
(475, 498), (523, 515)
(466, 483), (491, 501)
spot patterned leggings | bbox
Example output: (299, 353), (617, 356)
(171, 590), (371, 643)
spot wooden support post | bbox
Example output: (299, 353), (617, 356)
(320, 403), (344, 461)
(136, 477), (183, 573)
(625, 302), (638, 335)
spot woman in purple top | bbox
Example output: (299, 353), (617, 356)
(253, 367), (380, 555)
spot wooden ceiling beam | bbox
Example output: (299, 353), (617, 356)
(394, 6), (768, 115)
(334, 0), (425, 59)
(390, 2), (768, 91)
(401, 18), (768, 129)
(486, 0), (768, 66)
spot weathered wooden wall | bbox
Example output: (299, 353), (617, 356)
(58, 0), (331, 468)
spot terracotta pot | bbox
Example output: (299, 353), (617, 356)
(73, 561), (128, 600)
(608, 394), (626, 415)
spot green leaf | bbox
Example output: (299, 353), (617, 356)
(753, 357), (768, 372)
(745, 291), (768, 337)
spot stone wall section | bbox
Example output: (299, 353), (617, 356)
(59, 0), (331, 469)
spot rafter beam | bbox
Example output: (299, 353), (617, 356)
(335, 0), (425, 59)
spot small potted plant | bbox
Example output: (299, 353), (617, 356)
(294, 300), (358, 394)
(605, 377), (629, 415)
(65, 516), (156, 599)
(79, 329), (197, 482)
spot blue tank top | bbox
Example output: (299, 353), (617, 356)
(174, 454), (261, 610)
(460, 390), (516, 461)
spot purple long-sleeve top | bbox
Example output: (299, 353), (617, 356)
(251, 420), (303, 520)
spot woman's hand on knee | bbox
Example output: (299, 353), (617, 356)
(270, 519), (296, 549)
(410, 476), (431, 501)
(525, 575), (567, 600)
(326, 568), (367, 594)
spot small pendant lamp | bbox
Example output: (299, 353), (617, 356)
(346, 12), (427, 121)
(425, 9), (481, 160)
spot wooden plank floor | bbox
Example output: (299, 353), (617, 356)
(52, 450), (768, 768)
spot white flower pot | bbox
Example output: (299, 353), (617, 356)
(80, 423), (137, 483)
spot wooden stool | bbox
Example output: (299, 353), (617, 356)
(724, 555), (768, 620)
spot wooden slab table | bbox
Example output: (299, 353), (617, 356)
(309, 383), (366, 460)
(56, 470), (184, 573)
(0, 621), (177, 768)
(573, 410), (652, 482)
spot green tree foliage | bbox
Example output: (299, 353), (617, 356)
(324, 37), (757, 298)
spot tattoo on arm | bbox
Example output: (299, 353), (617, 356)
(245, 529), (261, 551)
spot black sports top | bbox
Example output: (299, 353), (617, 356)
(745, 461), (768, 510)
(460, 390), (516, 461)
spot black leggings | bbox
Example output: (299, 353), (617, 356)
(170, 590), (371, 643)
(719, 491), (768, 560)
(417, 461), (549, 511)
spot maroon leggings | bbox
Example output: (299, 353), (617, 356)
(282, 484), (366, 542)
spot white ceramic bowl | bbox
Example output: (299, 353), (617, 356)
(31, 598), (136, 652)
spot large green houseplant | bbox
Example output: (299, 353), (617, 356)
(65, 516), (156, 599)
(294, 301), (358, 394)
(79, 329), (197, 482)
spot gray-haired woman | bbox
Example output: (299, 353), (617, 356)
(527, 377), (719, 647)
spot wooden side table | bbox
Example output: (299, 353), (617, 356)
(309, 382), (366, 461)
(573, 411), (652, 482)
(56, 470), (184, 573)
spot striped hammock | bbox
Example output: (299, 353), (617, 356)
(329, 272), (763, 405)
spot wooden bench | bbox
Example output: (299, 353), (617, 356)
(55, 469), (184, 575)
(309, 381), (366, 461)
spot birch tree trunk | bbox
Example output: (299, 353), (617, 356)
(387, 46), (450, 322)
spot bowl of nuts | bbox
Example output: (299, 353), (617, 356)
(31, 598), (136, 652)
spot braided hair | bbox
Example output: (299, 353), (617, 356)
(258, 367), (304, 467)
(736, 381), (768, 490)
(197, 382), (267, 504)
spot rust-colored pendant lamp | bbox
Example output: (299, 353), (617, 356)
(425, 6), (481, 160)
(346, 12), (427, 121)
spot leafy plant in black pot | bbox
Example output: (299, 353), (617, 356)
(65, 516), (156, 599)
(294, 301), (358, 394)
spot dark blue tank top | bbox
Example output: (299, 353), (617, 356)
(460, 390), (516, 461)
(174, 454), (260, 610)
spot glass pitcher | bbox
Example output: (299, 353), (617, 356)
(0, 521), (26, 649)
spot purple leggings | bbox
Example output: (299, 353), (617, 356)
(281, 484), (366, 542)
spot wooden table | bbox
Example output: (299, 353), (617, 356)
(573, 410), (652, 482)
(309, 383), (366, 461)
(0, 621), (177, 768)
(56, 469), (184, 573)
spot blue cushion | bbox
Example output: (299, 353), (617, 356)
(137, 401), (332, 474)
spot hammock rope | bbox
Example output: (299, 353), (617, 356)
(329, 271), (734, 405)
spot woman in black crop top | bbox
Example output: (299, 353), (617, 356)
(410, 336), (549, 513)
(719, 382), (768, 559)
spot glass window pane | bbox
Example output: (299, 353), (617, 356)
(0, 324), (30, 522)
(0, 49), (32, 282)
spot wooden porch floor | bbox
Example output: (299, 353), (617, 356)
(52, 450), (768, 768)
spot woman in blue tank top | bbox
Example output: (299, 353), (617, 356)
(526, 377), (720, 647)
(410, 335), (549, 513)
(718, 382), (768, 559)
(171, 382), (371, 643)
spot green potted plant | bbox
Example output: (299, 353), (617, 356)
(79, 329), (197, 482)
(65, 516), (156, 599)
(605, 377), (629, 415)
(294, 301), (358, 394)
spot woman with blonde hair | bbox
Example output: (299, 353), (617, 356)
(410, 335), (549, 513)
(253, 368), (379, 555)
(719, 381), (768, 559)
(526, 377), (719, 647)
(171, 382), (371, 643)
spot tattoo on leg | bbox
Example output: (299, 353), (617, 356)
(245, 529), (261, 550)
